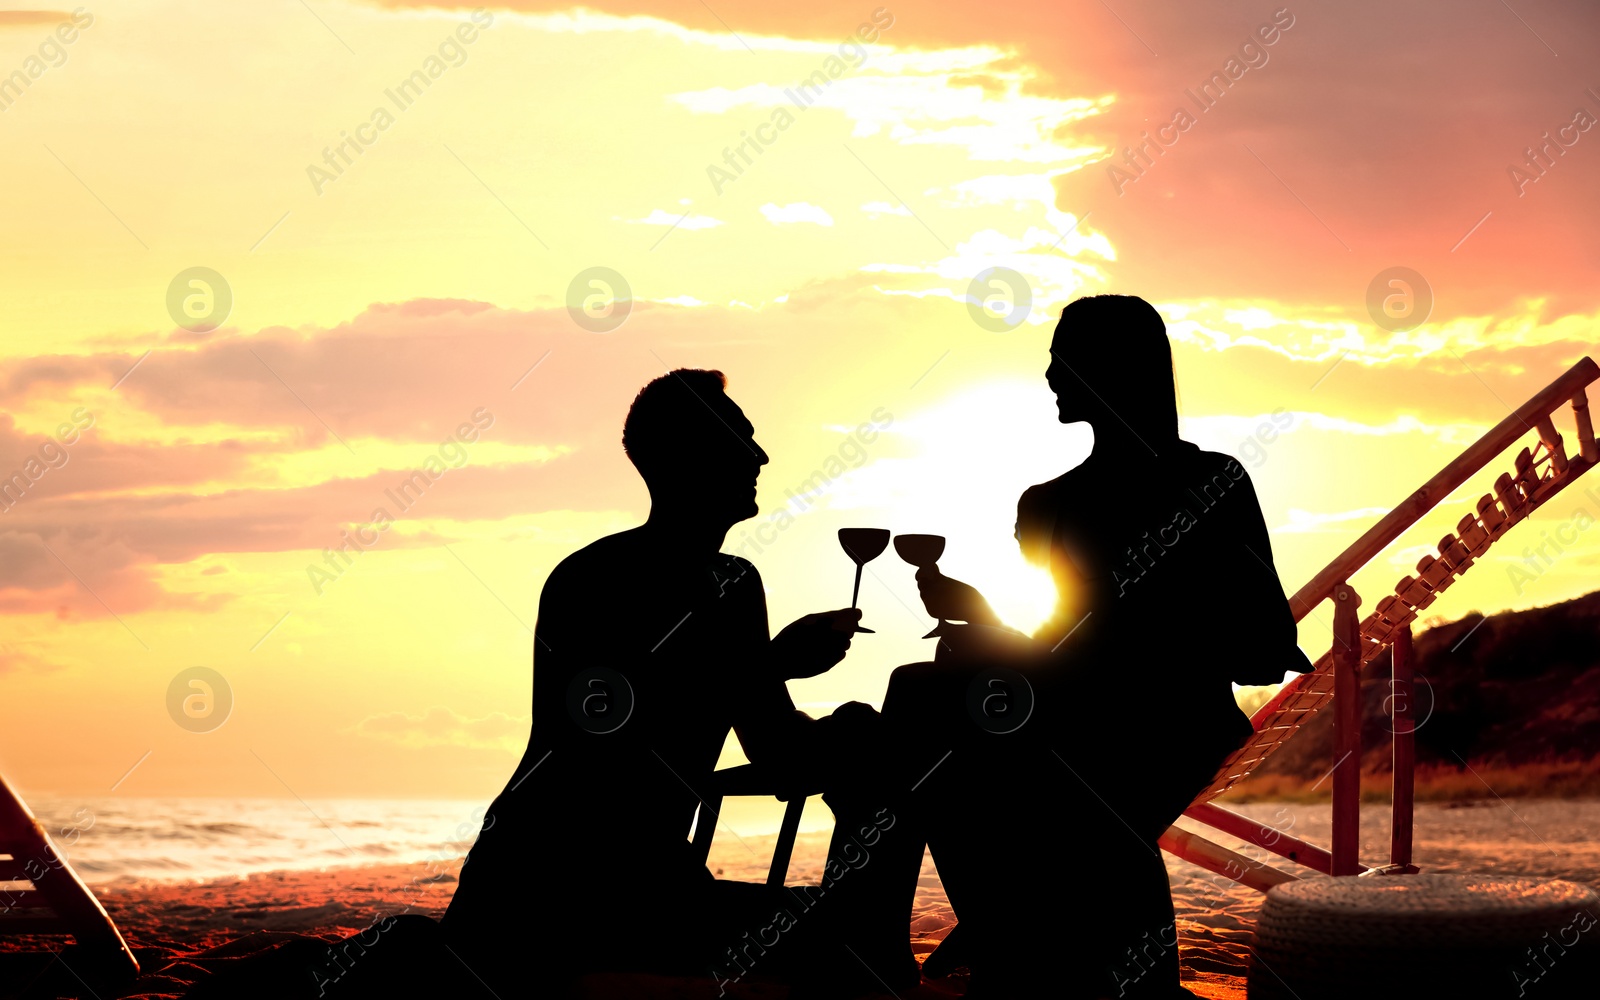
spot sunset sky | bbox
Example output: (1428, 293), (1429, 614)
(4, 0), (1600, 800)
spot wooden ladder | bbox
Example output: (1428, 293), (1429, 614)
(1164, 356), (1600, 887)
(0, 772), (139, 984)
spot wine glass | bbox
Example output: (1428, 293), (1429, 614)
(894, 533), (948, 638)
(838, 529), (890, 633)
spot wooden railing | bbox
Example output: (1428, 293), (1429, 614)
(1162, 356), (1600, 888)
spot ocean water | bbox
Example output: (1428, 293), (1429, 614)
(20, 793), (811, 885)
(22, 797), (498, 884)
(21, 794), (1600, 897)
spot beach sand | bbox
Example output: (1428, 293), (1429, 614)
(12, 798), (1600, 999)
(54, 856), (1245, 1000)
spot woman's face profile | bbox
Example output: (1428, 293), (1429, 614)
(1045, 334), (1097, 426)
(1047, 304), (1170, 443)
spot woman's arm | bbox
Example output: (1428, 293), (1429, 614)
(1213, 466), (1314, 684)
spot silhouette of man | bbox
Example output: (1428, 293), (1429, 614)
(442, 369), (866, 992)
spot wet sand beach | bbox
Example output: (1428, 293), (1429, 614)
(13, 798), (1598, 998)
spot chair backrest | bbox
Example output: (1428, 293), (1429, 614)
(1195, 357), (1600, 802)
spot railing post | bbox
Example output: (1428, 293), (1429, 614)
(1536, 416), (1570, 475)
(1390, 626), (1416, 871)
(1331, 583), (1363, 876)
(1574, 389), (1599, 464)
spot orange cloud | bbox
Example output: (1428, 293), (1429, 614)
(357, 0), (1600, 320)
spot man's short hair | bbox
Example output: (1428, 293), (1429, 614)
(622, 368), (728, 477)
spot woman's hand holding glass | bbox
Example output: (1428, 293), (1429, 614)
(914, 567), (1000, 627)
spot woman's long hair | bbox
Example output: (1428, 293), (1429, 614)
(1052, 294), (1180, 450)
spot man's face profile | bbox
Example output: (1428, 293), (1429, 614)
(656, 392), (769, 523)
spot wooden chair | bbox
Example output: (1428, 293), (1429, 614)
(693, 356), (1600, 946)
(691, 763), (811, 888)
(0, 772), (140, 984)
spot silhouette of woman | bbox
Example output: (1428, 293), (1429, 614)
(808, 295), (1309, 998)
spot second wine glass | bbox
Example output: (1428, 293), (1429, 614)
(893, 533), (948, 638)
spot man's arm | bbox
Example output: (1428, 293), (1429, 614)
(526, 557), (593, 750)
(722, 559), (877, 779)
(724, 559), (814, 767)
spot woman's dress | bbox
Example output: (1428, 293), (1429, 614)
(928, 442), (1309, 994)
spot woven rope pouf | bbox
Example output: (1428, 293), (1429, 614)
(1248, 874), (1600, 999)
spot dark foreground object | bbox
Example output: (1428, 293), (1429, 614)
(0, 918), (980, 999)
